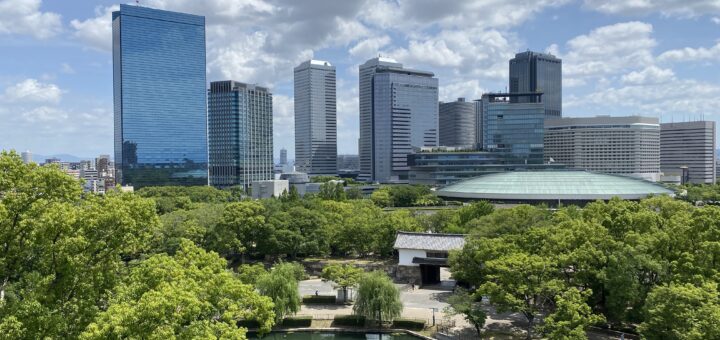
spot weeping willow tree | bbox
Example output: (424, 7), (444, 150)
(353, 271), (403, 325)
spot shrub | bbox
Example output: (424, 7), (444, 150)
(302, 295), (337, 304)
(392, 318), (426, 330)
(333, 315), (366, 327)
(282, 316), (313, 327)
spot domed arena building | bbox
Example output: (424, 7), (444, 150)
(436, 170), (675, 205)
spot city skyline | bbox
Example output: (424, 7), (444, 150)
(2, 1), (720, 159)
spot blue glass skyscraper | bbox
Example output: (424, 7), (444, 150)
(113, 4), (207, 187)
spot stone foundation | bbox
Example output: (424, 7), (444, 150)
(395, 265), (421, 285)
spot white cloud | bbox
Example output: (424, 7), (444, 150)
(349, 36), (392, 59)
(621, 66), (675, 85)
(0, 0), (62, 39)
(658, 42), (720, 63)
(560, 22), (656, 79)
(713, 17), (720, 24)
(583, 0), (720, 17)
(439, 80), (486, 102)
(22, 106), (68, 123)
(4, 79), (62, 103)
(60, 63), (75, 74)
(70, 5), (118, 52)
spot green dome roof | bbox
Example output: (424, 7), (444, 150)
(436, 171), (674, 201)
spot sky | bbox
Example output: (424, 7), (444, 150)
(1, 0), (720, 160)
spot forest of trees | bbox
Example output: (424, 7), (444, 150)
(2, 150), (719, 339)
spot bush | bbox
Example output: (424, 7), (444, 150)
(281, 316), (313, 327)
(392, 318), (426, 330)
(302, 295), (337, 304)
(237, 319), (261, 329)
(333, 315), (366, 327)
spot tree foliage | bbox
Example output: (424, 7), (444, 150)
(353, 271), (402, 324)
(81, 240), (275, 339)
(542, 288), (605, 340)
(638, 282), (720, 339)
(256, 262), (302, 322)
(321, 264), (364, 301)
(444, 288), (486, 337)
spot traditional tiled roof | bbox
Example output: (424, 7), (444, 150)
(393, 232), (466, 251)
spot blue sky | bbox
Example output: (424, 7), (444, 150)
(1, 0), (720, 160)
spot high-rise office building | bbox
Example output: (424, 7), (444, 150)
(21, 150), (32, 164)
(509, 51), (562, 117)
(661, 121), (716, 184)
(294, 60), (337, 176)
(112, 5), (207, 188)
(208, 81), (273, 189)
(279, 148), (288, 165)
(483, 93), (545, 165)
(474, 100), (483, 150)
(358, 57), (439, 182)
(544, 116), (661, 180)
(439, 98), (476, 147)
(95, 154), (110, 175)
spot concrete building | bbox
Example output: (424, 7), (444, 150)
(294, 60), (337, 175)
(358, 57), (439, 182)
(95, 154), (110, 176)
(279, 148), (288, 165)
(544, 116), (661, 181)
(251, 180), (289, 199)
(394, 232), (465, 285)
(113, 5), (207, 187)
(208, 81), (274, 189)
(661, 121), (716, 184)
(439, 98), (476, 147)
(509, 51), (562, 117)
(21, 151), (32, 164)
(482, 93), (546, 165)
(474, 100), (483, 150)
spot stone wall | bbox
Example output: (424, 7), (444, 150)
(301, 259), (396, 277)
(395, 265), (421, 285)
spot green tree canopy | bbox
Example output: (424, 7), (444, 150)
(638, 282), (720, 339)
(321, 264), (364, 302)
(444, 288), (486, 337)
(353, 271), (402, 325)
(541, 288), (605, 340)
(256, 262), (302, 322)
(80, 240), (275, 339)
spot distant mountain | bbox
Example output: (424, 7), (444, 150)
(32, 154), (95, 163)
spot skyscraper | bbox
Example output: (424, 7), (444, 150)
(208, 81), (273, 189)
(294, 60), (337, 176)
(439, 98), (476, 147)
(509, 51), (562, 117)
(279, 148), (288, 165)
(482, 93), (545, 165)
(661, 121), (716, 184)
(358, 57), (439, 182)
(112, 5), (207, 188)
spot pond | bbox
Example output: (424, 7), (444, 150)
(249, 332), (422, 340)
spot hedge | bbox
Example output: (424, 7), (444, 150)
(333, 315), (366, 327)
(302, 295), (336, 304)
(237, 319), (260, 329)
(282, 316), (313, 327)
(392, 318), (426, 330)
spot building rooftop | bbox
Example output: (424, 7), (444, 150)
(393, 232), (466, 251)
(436, 170), (675, 201)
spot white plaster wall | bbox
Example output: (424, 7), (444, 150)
(398, 249), (426, 266)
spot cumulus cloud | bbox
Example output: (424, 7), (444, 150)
(70, 5), (118, 52)
(583, 0), (720, 17)
(4, 79), (62, 103)
(349, 36), (392, 59)
(0, 0), (62, 39)
(560, 22), (656, 80)
(713, 17), (720, 24)
(22, 106), (69, 123)
(658, 42), (720, 63)
(621, 66), (675, 85)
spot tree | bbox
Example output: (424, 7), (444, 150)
(444, 288), (486, 337)
(370, 188), (392, 207)
(319, 182), (346, 201)
(256, 262), (303, 322)
(542, 288), (605, 340)
(353, 271), (402, 325)
(457, 201), (494, 226)
(479, 252), (563, 340)
(346, 186), (363, 200)
(236, 263), (268, 285)
(321, 264), (364, 302)
(80, 240), (275, 339)
(0, 151), (160, 338)
(208, 201), (266, 261)
(638, 282), (720, 339)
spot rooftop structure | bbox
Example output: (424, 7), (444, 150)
(436, 170), (674, 204)
(394, 232), (466, 285)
